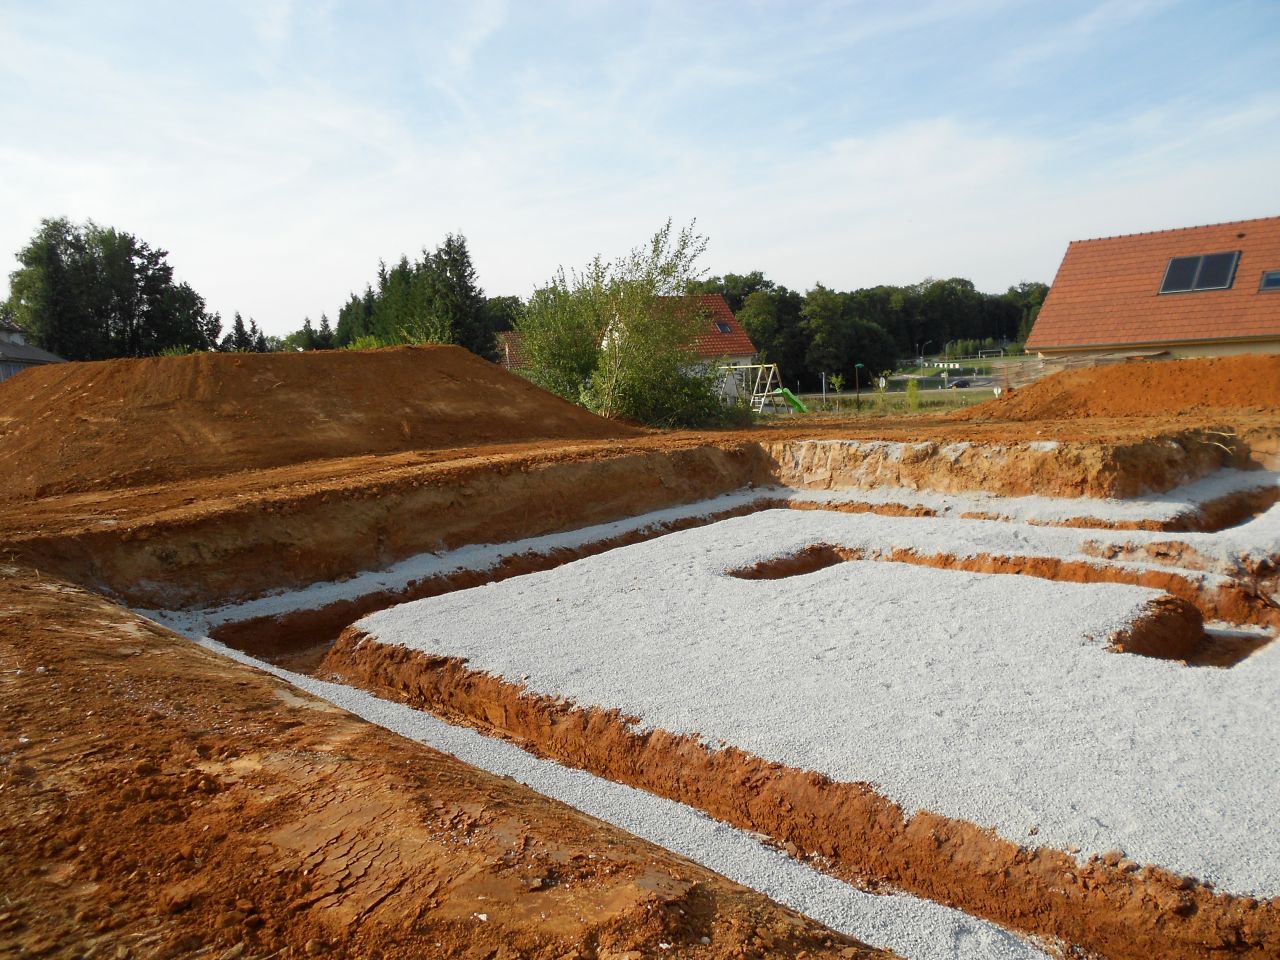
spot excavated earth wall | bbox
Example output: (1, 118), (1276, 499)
(13, 428), (1269, 609)
(12, 443), (774, 608)
(763, 431), (1248, 498)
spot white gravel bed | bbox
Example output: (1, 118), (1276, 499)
(152, 489), (769, 632)
(196, 639), (1054, 960)
(792, 467), (1280, 527)
(154, 470), (1280, 637)
(350, 509), (1280, 896)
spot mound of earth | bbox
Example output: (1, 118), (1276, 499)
(959, 354), (1280, 421)
(0, 345), (640, 499)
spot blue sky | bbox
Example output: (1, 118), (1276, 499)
(2, 0), (1278, 334)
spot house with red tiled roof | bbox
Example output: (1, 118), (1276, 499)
(1026, 216), (1280, 358)
(495, 293), (757, 371)
(671, 293), (758, 367)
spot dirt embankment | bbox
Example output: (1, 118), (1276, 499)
(322, 632), (1279, 960)
(0, 568), (889, 960)
(0, 345), (641, 500)
(6, 427), (1268, 608)
(10, 442), (775, 608)
(960, 354), (1280, 422)
(763, 429), (1247, 498)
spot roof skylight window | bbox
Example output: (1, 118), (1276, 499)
(1159, 251), (1240, 293)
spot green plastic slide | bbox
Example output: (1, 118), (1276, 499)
(774, 387), (808, 413)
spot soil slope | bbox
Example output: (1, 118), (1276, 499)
(0, 345), (640, 499)
(959, 354), (1280, 421)
(0, 566), (886, 960)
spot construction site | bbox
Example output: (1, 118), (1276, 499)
(3, 346), (1279, 960)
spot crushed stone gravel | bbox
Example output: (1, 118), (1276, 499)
(198, 639), (1054, 960)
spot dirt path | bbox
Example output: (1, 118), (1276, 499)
(0, 566), (889, 960)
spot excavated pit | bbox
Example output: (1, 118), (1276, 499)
(88, 433), (1280, 960)
(188, 503), (1278, 959)
(13, 352), (1280, 960)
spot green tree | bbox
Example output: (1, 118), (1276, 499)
(686, 270), (774, 313)
(483, 295), (525, 333)
(800, 285), (898, 384)
(518, 220), (724, 428)
(5, 217), (221, 360)
(248, 318), (267, 353)
(414, 233), (492, 358)
(518, 260), (611, 400)
(330, 234), (492, 358)
(316, 313), (335, 350)
(736, 286), (807, 387)
(1004, 281), (1050, 343)
(221, 312), (254, 352)
(335, 288), (374, 347)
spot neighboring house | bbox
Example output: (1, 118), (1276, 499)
(0, 318), (66, 383)
(675, 293), (758, 368)
(1026, 215), (1280, 359)
(494, 294), (757, 372)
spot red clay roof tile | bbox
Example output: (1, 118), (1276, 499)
(671, 294), (758, 360)
(1027, 215), (1280, 350)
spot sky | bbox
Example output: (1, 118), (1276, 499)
(2, 0), (1279, 336)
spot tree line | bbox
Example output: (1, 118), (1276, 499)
(4, 218), (224, 360)
(687, 272), (1047, 391)
(4, 217), (1047, 401)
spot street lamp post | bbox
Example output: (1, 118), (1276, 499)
(854, 362), (866, 401)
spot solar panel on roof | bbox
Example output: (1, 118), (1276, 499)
(1158, 251), (1240, 294)
(1193, 252), (1239, 290)
(1160, 256), (1199, 293)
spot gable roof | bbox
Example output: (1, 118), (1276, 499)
(0, 340), (65, 365)
(670, 294), (757, 359)
(1027, 215), (1280, 350)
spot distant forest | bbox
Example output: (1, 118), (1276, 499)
(4, 217), (1047, 392)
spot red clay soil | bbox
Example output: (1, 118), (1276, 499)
(0, 345), (641, 499)
(958, 354), (1280, 421)
(323, 632), (1279, 960)
(7, 423), (1272, 610)
(0, 567), (890, 960)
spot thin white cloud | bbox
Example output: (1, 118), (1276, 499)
(1, 1), (1277, 334)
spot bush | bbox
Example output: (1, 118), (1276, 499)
(906, 378), (921, 411)
(345, 334), (389, 351)
(518, 220), (730, 428)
